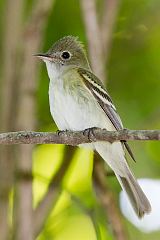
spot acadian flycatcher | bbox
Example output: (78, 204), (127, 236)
(35, 36), (151, 218)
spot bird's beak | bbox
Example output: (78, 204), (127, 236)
(33, 53), (53, 61)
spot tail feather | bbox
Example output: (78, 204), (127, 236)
(94, 142), (151, 218)
(117, 172), (151, 218)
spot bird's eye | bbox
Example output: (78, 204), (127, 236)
(61, 51), (71, 60)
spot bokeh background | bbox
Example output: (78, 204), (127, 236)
(0, 0), (160, 240)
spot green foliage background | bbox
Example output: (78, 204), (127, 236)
(1, 0), (160, 239)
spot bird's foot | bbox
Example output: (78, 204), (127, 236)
(83, 127), (99, 142)
(57, 129), (69, 136)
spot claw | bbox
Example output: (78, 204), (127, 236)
(57, 129), (68, 136)
(83, 127), (98, 141)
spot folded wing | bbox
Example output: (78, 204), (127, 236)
(78, 68), (135, 161)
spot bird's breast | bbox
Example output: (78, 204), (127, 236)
(49, 76), (114, 132)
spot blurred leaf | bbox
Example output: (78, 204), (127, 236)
(33, 144), (65, 207)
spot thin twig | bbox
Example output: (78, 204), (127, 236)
(101, 0), (120, 64)
(0, 129), (160, 145)
(80, 0), (105, 81)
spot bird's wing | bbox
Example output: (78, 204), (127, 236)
(78, 67), (135, 161)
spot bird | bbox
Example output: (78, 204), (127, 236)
(35, 36), (151, 218)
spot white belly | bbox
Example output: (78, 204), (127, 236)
(46, 63), (126, 177)
(49, 80), (114, 132)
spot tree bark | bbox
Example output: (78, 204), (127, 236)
(0, 129), (160, 145)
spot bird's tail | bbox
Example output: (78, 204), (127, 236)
(116, 169), (151, 218)
(94, 142), (151, 218)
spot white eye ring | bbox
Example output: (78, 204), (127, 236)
(61, 51), (71, 60)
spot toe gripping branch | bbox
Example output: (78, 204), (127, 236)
(83, 127), (99, 142)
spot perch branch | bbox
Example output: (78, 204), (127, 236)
(0, 129), (160, 145)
